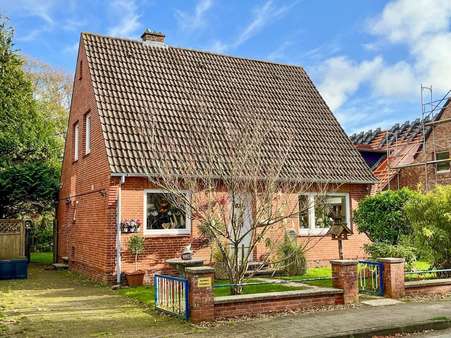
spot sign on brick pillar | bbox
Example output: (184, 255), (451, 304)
(379, 258), (405, 298)
(185, 266), (215, 323)
(330, 260), (359, 304)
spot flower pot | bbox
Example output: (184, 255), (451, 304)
(126, 270), (145, 286)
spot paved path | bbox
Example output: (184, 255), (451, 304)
(187, 298), (451, 338)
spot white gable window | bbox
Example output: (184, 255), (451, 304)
(85, 113), (91, 154)
(73, 122), (79, 161)
(144, 190), (191, 236)
(299, 192), (351, 236)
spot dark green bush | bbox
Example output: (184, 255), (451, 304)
(355, 188), (419, 244)
(405, 185), (451, 269)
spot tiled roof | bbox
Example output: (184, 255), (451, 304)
(349, 118), (431, 149)
(82, 32), (375, 184)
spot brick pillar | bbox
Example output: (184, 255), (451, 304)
(379, 258), (405, 299)
(330, 260), (359, 304)
(185, 266), (215, 323)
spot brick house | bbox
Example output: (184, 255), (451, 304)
(350, 97), (451, 193)
(57, 30), (376, 283)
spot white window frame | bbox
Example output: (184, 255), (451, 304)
(85, 113), (91, 155)
(299, 192), (351, 236)
(436, 151), (450, 174)
(143, 189), (191, 236)
(73, 122), (79, 161)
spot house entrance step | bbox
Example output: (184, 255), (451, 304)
(361, 298), (403, 306)
(51, 263), (69, 270)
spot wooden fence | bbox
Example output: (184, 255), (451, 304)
(0, 220), (25, 259)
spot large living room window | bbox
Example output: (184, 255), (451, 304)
(299, 193), (350, 235)
(144, 190), (191, 235)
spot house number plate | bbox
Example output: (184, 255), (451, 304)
(197, 277), (212, 288)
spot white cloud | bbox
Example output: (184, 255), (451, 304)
(370, 0), (451, 43)
(316, 0), (451, 131)
(372, 61), (416, 98)
(213, 0), (299, 53)
(317, 56), (382, 111)
(108, 0), (142, 38)
(0, 0), (57, 25)
(369, 0), (451, 93)
(176, 0), (214, 31)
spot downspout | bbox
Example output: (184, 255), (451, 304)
(116, 175), (126, 284)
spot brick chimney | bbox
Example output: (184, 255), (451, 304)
(141, 29), (165, 43)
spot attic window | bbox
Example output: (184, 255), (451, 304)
(84, 112), (91, 155)
(79, 60), (83, 80)
(436, 151), (450, 173)
(73, 122), (79, 161)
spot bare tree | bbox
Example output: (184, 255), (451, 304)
(146, 106), (340, 294)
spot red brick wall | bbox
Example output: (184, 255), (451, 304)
(214, 292), (343, 319)
(118, 179), (371, 280)
(56, 38), (114, 282)
(405, 282), (451, 296)
(394, 102), (451, 191)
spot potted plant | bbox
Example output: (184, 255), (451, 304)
(125, 235), (145, 286)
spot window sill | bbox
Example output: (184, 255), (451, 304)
(436, 170), (450, 175)
(143, 232), (191, 238)
(299, 228), (329, 237)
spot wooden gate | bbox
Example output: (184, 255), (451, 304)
(0, 220), (25, 259)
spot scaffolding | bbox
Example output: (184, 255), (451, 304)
(385, 86), (451, 192)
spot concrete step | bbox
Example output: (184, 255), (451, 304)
(51, 263), (69, 270)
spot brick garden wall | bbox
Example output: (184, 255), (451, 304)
(214, 290), (344, 319)
(405, 280), (451, 296)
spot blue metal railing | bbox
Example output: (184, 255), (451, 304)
(358, 260), (384, 296)
(405, 268), (451, 281)
(154, 274), (189, 320)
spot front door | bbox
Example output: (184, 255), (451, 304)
(229, 193), (253, 262)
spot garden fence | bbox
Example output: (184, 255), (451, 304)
(0, 220), (25, 259)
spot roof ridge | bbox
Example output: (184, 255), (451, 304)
(81, 31), (305, 71)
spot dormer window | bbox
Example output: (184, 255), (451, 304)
(85, 113), (91, 155)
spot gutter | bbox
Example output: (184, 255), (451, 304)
(115, 175), (126, 285)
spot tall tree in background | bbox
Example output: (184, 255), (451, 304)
(0, 17), (70, 225)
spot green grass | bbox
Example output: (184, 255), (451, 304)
(30, 251), (53, 265)
(277, 267), (333, 287)
(117, 280), (306, 302)
(213, 279), (306, 297)
(118, 286), (154, 305)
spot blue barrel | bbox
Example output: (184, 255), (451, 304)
(0, 259), (28, 279)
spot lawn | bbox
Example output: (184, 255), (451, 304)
(213, 279), (306, 297)
(277, 266), (333, 287)
(117, 279), (306, 305)
(30, 251), (53, 265)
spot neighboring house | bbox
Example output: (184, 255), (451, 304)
(57, 30), (375, 283)
(351, 97), (451, 193)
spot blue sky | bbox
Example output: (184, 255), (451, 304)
(1, 0), (450, 134)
